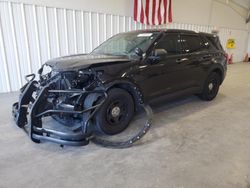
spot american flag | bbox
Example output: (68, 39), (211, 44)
(134, 0), (172, 25)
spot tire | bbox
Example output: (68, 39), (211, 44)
(95, 88), (135, 135)
(198, 72), (221, 101)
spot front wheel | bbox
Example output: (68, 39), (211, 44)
(198, 72), (221, 101)
(94, 88), (135, 135)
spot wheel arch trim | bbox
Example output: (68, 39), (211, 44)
(105, 79), (144, 105)
(207, 64), (225, 84)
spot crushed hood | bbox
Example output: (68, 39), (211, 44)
(45, 54), (131, 71)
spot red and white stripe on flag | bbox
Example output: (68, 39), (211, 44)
(134, 0), (172, 25)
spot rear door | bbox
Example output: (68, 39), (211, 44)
(180, 34), (209, 88)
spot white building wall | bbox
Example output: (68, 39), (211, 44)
(2, 0), (133, 17)
(173, 0), (250, 60)
(0, 0), (249, 92)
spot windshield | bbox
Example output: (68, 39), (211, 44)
(91, 32), (160, 58)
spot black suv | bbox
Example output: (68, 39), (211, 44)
(12, 29), (227, 146)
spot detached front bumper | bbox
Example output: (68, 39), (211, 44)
(12, 79), (107, 146)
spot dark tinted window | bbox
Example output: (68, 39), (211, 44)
(181, 35), (205, 53)
(206, 36), (223, 50)
(155, 34), (181, 55)
(201, 36), (217, 51)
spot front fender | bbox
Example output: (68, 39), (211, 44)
(103, 78), (145, 105)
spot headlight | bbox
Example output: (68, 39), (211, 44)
(42, 65), (52, 75)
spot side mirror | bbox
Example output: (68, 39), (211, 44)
(134, 47), (144, 57)
(153, 49), (167, 57)
(148, 49), (167, 63)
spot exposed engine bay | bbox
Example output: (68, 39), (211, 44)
(12, 64), (152, 148)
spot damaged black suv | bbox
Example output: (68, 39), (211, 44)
(12, 29), (227, 147)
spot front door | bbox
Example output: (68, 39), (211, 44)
(136, 33), (189, 99)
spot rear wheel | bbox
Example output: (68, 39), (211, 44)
(198, 72), (221, 101)
(95, 88), (135, 135)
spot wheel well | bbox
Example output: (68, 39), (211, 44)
(108, 83), (143, 109)
(212, 68), (223, 84)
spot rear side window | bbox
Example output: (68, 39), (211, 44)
(205, 36), (223, 51)
(181, 35), (205, 53)
(155, 34), (182, 55)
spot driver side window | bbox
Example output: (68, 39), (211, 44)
(155, 34), (181, 56)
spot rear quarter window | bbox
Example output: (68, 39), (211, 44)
(205, 36), (223, 51)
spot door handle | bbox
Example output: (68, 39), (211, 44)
(202, 55), (212, 60)
(176, 58), (188, 64)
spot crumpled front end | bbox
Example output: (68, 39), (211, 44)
(12, 65), (107, 146)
